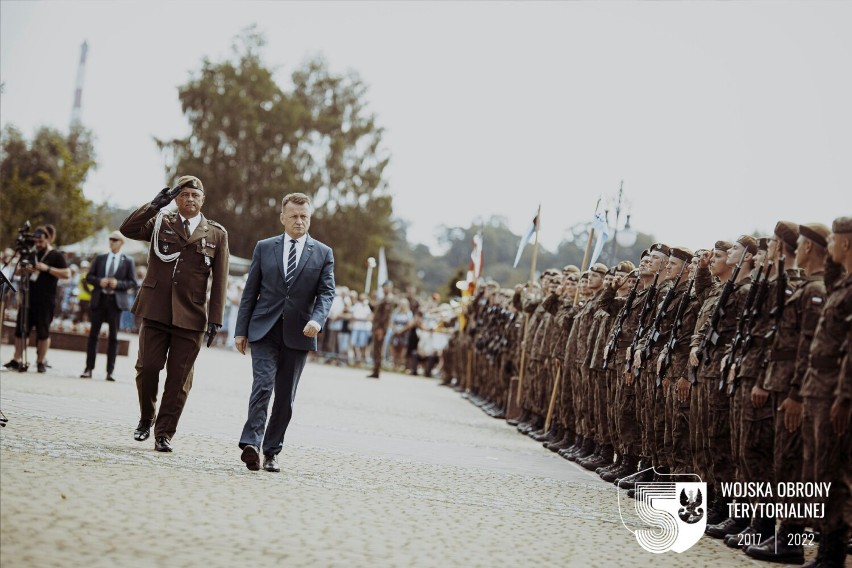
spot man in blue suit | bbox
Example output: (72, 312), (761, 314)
(80, 231), (137, 381)
(235, 192), (335, 472)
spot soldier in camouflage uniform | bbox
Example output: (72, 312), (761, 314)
(745, 222), (828, 563)
(564, 264), (607, 463)
(793, 217), (852, 568)
(601, 251), (653, 484)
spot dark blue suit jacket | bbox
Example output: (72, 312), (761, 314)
(235, 234), (335, 351)
(85, 252), (137, 312)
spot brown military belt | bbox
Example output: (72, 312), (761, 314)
(768, 349), (797, 362)
(810, 355), (840, 370)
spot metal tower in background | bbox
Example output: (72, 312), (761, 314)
(70, 40), (89, 129)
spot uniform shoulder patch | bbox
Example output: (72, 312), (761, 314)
(207, 220), (227, 233)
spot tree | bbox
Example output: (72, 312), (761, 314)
(158, 28), (397, 290)
(0, 125), (99, 247)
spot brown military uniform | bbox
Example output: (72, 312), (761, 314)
(799, 272), (852, 536)
(370, 292), (395, 376)
(120, 203), (229, 440)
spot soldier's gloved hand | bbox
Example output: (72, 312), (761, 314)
(151, 187), (174, 210)
(204, 323), (221, 348)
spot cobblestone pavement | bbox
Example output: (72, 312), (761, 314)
(1, 339), (800, 567)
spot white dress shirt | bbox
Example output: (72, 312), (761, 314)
(179, 214), (202, 237)
(283, 233), (307, 277)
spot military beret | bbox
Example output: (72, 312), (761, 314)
(562, 264), (580, 273)
(615, 260), (636, 274)
(737, 235), (758, 255)
(832, 216), (852, 234)
(650, 243), (671, 257)
(565, 273), (579, 282)
(589, 262), (608, 275)
(669, 246), (694, 262)
(799, 223), (830, 248)
(176, 175), (204, 192)
(714, 240), (734, 252)
(543, 268), (561, 276)
(640, 248), (651, 258)
(579, 272), (589, 280)
(774, 220), (799, 250)
(757, 237), (769, 252)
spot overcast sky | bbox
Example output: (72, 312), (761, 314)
(1, 1), (850, 257)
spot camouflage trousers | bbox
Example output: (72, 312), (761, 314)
(698, 373), (736, 492)
(590, 369), (609, 446)
(802, 396), (852, 533)
(690, 376), (711, 486)
(769, 391), (805, 530)
(613, 364), (641, 457)
(639, 368), (667, 467)
(664, 379), (692, 473)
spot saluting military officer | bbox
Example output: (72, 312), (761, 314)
(120, 175), (229, 452)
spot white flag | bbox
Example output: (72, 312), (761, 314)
(376, 246), (388, 299)
(513, 214), (539, 268)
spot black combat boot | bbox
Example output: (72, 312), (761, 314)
(597, 451), (623, 477)
(581, 444), (614, 471)
(545, 431), (573, 451)
(507, 409), (529, 427)
(568, 437), (595, 462)
(602, 454), (636, 483)
(705, 504), (748, 539)
(618, 462), (653, 490)
(803, 527), (847, 568)
(558, 435), (584, 458)
(745, 523), (805, 564)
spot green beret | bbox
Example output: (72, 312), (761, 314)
(589, 262), (608, 275)
(799, 223), (830, 248)
(832, 216), (852, 234)
(737, 235), (758, 255)
(651, 243), (671, 257)
(176, 175), (204, 192)
(669, 246), (694, 262)
(774, 220), (799, 250)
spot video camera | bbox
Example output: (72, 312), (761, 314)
(14, 221), (38, 267)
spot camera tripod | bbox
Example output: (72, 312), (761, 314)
(1, 253), (34, 372)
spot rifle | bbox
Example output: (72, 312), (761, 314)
(721, 255), (767, 391)
(641, 261), (689, 380)
(688, 246), (749, 384)
(764, 255), (787, 342)
(603, 271), (640, 370)
(657, 268), (696, 387)
(625, 266), (662, 376)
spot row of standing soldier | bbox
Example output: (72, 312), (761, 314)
(441, 217), (851, 567)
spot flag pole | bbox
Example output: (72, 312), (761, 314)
(516, 204), (541, 405)
(574, 197), (600, 305)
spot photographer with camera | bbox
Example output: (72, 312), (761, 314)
(4, 226), (71, 373)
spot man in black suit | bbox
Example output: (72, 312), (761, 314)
(235, 192), (335, 473)
(80, 231), (137, 381)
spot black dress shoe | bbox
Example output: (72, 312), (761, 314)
(241, 445), (261, 471)
(36, 362), (46, 373)
(154, 436), (172, 452)
(366, 373), (379, 379)
(80, 369), (93, 378)
(263, 454), (280, 472)
(133, 419), (154, 441)
(3, 359), (20, 370)
(105, 374), (115, 382)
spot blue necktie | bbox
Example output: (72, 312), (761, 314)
(285, 239), (297, 286)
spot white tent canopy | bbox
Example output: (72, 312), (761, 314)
(63, 229), (251, 275)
